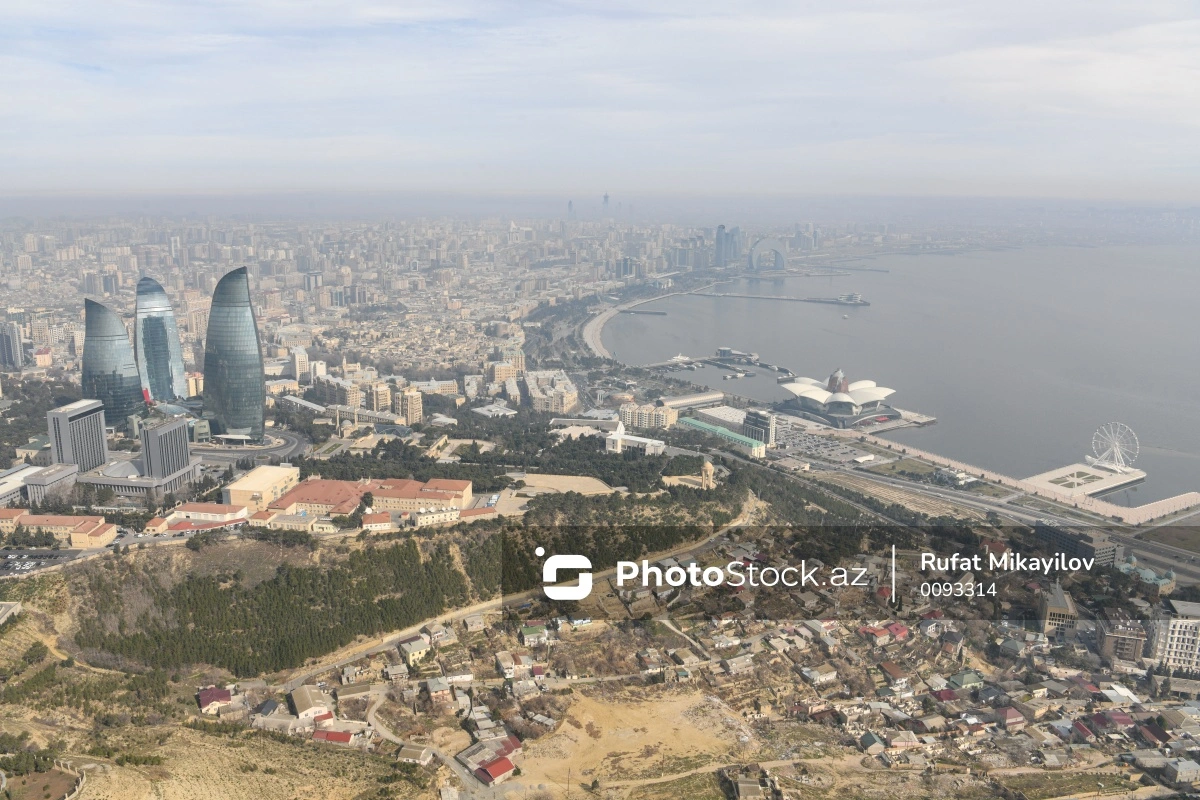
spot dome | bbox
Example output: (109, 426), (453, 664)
(1126, 555), (1137, 566)
(1167, 570), (1176, 579)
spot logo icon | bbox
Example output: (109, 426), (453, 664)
(537, 546), (592, 600)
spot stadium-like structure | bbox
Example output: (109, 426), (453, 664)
(779, 368), (900, 428)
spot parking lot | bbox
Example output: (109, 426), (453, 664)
(0, 549), (80, 574)
(774, 424), (876, 464)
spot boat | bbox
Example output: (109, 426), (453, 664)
(801, 292), (871, 307)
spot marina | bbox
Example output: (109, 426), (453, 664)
(598, 246), (1200, 506)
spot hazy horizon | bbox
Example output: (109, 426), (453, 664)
(5, 1), (1200, 201)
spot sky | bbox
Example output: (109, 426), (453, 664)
(4, 1), (1200, 201)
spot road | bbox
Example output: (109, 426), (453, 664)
(367, 695), (495, 797)
(275, 494), (759, 693)
(827, 462), (1200, 583)
(191, 430), (309, 464)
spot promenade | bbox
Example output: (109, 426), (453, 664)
(841, 429), (1200, 526)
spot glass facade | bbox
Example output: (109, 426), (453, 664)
(202, 267), (266, 441)
(82, 299), (144, 428)
(134, 276), (187, 402)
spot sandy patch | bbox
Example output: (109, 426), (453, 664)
(517, 474), (616, 495)
(520, 691), (740, 788)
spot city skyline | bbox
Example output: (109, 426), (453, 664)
(3, 2), (1200, 201)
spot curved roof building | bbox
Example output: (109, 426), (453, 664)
(134, 276), (187, 402)
(82, 299), (144, 428)
(202, 267), (265, 441)
(780, 368), (897, 428)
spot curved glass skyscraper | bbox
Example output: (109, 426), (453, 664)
(134, 276), (187, 402)
(82, 299), (144, 429)
(202, 267), (265, 441)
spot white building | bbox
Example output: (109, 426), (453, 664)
(605, 422), (666, 455)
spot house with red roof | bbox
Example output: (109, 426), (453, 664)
(1072, 719), (1097, 743)
(197, 686), (233, 715)
(312, 729), (354, 745)
(475, 756), (515, 786)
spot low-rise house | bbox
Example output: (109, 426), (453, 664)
(671, 647), (701, 667)
(360, 512), (394, 532)
(475, 757), (515, 786)
(859, 731), (886, 755)
(398, 743), (434, 766)
(424, 622), (456, 645)
(520, 625), (548, 646)
(1165, 758), (1200, 788)
(802, 663), (839, 686)
(495, 651), (516, 679)
(996, 707), (1026, 731)
(879, 661), (909, 689)
(463, 614), (484, 633)
(638, 649), (665, 674)
(1072, 719), (1097, 743)
(948, 669), (983, 690)
(197, 686), (233, 715)
(400, 636), (431, 666)
(427, 677), (452, 705)
(312, 729), (356, 746)
(723, 654), (755, 675)
(913, 714), (946, 733)
(289, 685), (333, 720)
(886, 730), (921, 749)
(335, 683), (373, 701)
(1138, 722), (1171, 747)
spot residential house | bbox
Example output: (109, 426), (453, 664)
(197, 686), (233, 715)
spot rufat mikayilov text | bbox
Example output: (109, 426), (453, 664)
(922, 552), (1097, 575)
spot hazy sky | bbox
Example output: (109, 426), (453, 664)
(4, 1), (1200, 200)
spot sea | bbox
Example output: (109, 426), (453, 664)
(600, 245), (1200, 506)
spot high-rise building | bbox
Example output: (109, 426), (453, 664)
(47, 399), (108, 473)
(134, 276), (188, 402)
(140, 416), (192, 479)
(1149, 599), (1200, 671)
(1097, 608), (1147, 665)
(743, 410), (777, 447)
(397, 388), (423, 425)
(314, 375), (361, 407)
(1038, 582), (1078, 637)
(1033, 521), (1124, 567)
(82, 299), (144, 428)
(0, 322), (23, 369)
(202, 267), (266, 442)
(291, 347), (309, 381)
(365, 381), (391, 412)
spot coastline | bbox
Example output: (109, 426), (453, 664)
(582, 282), (726, 362)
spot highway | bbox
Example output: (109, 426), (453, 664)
(818, 461), (1200, 585)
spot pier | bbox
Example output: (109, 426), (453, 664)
(695, 292), (870, 306)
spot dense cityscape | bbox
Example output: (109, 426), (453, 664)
(0, 207), (1196, 800)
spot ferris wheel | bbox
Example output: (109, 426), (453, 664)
(1087, 422), (1139, 473)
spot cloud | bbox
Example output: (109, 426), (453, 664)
(1, 1), (1199, 199)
